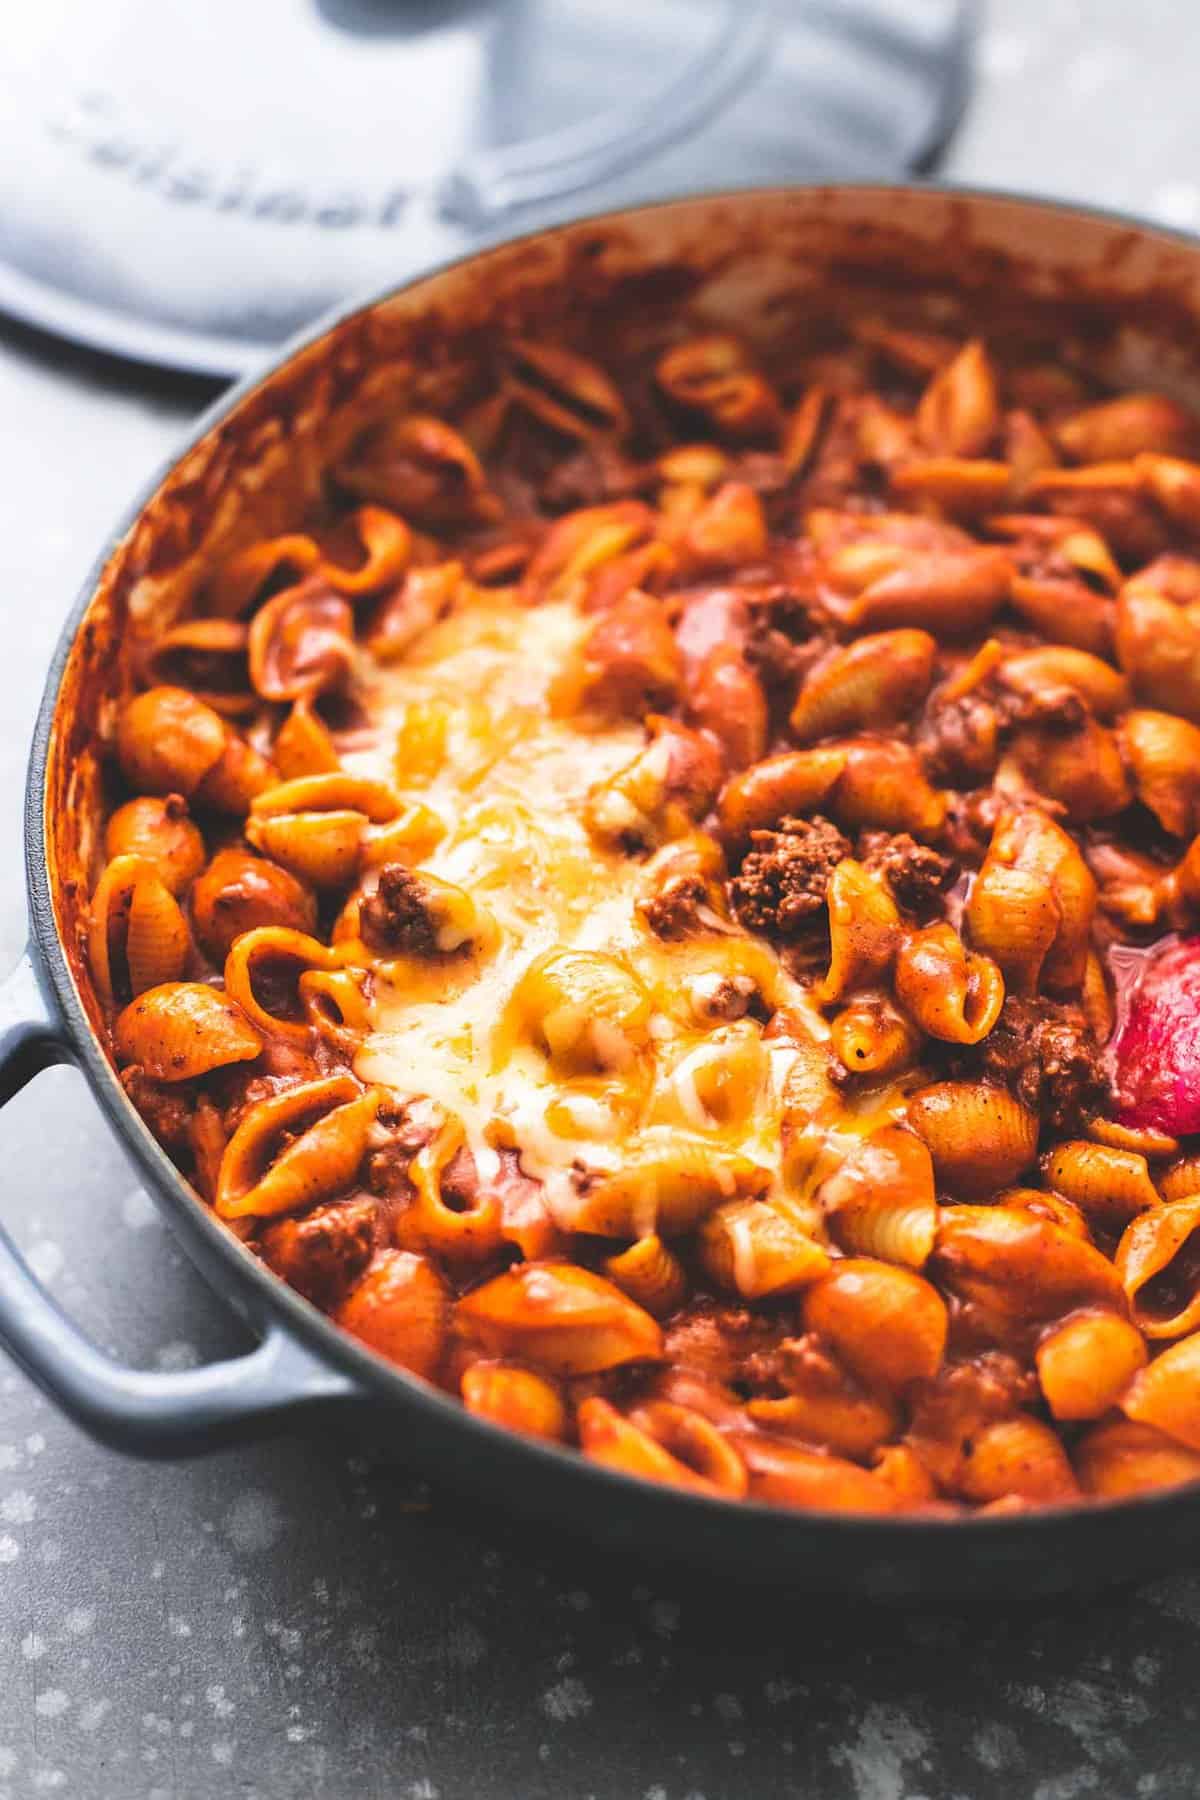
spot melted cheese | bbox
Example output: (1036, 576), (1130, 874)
(346, 587), (832, 1232)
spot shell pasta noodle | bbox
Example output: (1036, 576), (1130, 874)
(88, 306), (1200, 1520)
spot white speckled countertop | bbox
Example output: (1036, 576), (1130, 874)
(4, 3), (1200, 1794)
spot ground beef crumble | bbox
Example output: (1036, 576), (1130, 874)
(639, 872), (714, 940)
(915, 694), (1001, 787)
(937, 994), (1106, 1131)
(858, 830), (957, 917)
(359, 864), (442, 957)
(728, 814), (851, 937)
(258, 1194), (379, 1308)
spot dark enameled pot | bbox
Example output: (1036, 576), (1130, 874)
(6, 185), (1200, 1599)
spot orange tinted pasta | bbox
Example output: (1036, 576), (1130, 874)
(88, 318), (1200, 1516)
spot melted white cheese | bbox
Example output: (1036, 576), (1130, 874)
(346, 586), (832, 1233)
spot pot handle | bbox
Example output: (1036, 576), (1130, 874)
(0, 947), (361, 1456)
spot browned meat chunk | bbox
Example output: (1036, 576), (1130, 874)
(639, 873), (714, 940)
(258, 1194), (379, 1307)
(662, 1302), (789, 1392)
(728, 814), (851, 937)
(859, 831), (957, 917)
(359, 865), (441, 957)
(119, 1068), (194, 1155)
(940, 995), (1105, 1132)
(916, 694), (1000, 786)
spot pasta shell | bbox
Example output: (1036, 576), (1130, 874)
(965, 807), (1096, 995)
(506, 949), (651, 1076)
(1159, 1154), (1200, 1202)
(1120, 709), (1200, 837)
(507, 339), (630, 441)
(829, 992), (921, 1078)
(204, 532), (319, 618)
(1009, 574), (1115, 659)
(194, 733), (277, 816)
(335, 1249), (449, 1380)
(830, 738), (947, 837)
(998, 646), (1130, 720)
(675, 482), (767, 575)
(216, 1077), (379, 1220)
(1138, 451), (1200, 530)
(657, 444), (730, 489)
(1042, 1140), (1160, 1224)
(747, 1382), (897, 1461)
(124, 876), (190, 997)
(224, 922), (342, 1041)
(733, 1435), (899, 1515)
(816, 1125), (938, 1269)
(144, 618), (252, 716)
(1036, 1311), (1147, 1420)
(1027, 461), (1166, 563)
(299, 967), (371, 1056)
(907, 1082), (1038, 1199)
(1006, 715), (1132, 824)
(1116, 1196), (1200, 1338)
(686, 645), (768, 772)
(273, 701), (340, 780)
(250, 773), (401, 824)
(628, 1400), (749, 1497)
(191, 849), (317, 963)
(400, 1114), (503, 1263)
(460, 1363), (566, 1441)
(802, 1259), (947, 1389)
(1004, 410), (1059, 494)
(789, 630), (935, 744)
(934, 1205), (1125, 1319)
(576, 1399), (719, 1494)
(1087, 1117), (1177, 1159)
(336, 414), (498, 527)
(1122, 1331), (1200, 1450)
(915, 339), (999, 457)
(655, 334), (780, 440)
(569, 1139), (769, 1240)
(814, 859), (901, 1005)
(603, 1235), (687, 1319)
(844, 547), (1012, 637)
(360, 803), (447, 868)
(957, 1415), (1080, 1505)
(894, 923), (1005, 1046)
(113, 983), (263, 1081)
(717, 747), (847, 842)
(852, 317), (958, 374)
(89, 854), (157, 1009)
(1075, 1417), (1200, 1498)
(1116, 579), (1200, 721)
(246, 809), (367, 889)
(1081, 950), (1115, 1044)
(521, 502), (654, 608)
(889, 458), (1011, 516)
(318, 504), (412, 597)
(996, 1187), (1091, 1239)
(1056, 393), (1196, 462)
(104, 795), (206, 896)
(248, 583), (355, 703)
(116, 686), (226, 797)
(699, 1198), (830, 1299)
(368, 562), (464, 663)
(456, 1264), (663, 1375)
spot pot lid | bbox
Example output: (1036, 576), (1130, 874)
(0, 0), (974, 379)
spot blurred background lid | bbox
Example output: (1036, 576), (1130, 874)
(0, 0), (975, 379)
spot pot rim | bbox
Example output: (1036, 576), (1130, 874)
(28, 176), (1200, 1545)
